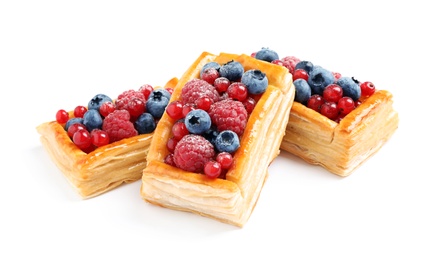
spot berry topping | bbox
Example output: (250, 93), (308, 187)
(138, 84), (154, 100)
(200, 61), (220, 78)
(102, 110), (138, 142)
(254, 47), (279, 62)
(56, 109), (69, 124)
(73, 106), (87, 118)
(204, 160), (222, 179)
(214, 130), (240, 153)
(166, 100), (184, 120)
(171, 120), (189, 140)
(241, 69), (268, 95)
(134, 113), (156, 134)
(308, 66), (335, 95)
(90, 129), (110, 147)
(280, 56), (301, 74)
(360, 81), (376, 97)
(209, 99), (248, 136)
(323, 84), (343, 103)
(307, 94), (324, 112)
(227, 82), (248, 101)
(184, 109), (212, 134)
(146, 89), (171, 118)
(320, 102), (339, 120)
(67, 123), (86, 138)
(88, 94), (113, 111)
(336, 77), (361, 101)
(181, 78), (220, 105)
(293, 79), (312, 105)
(115, 89), (146, 118)
(338, 96), (356, 116)
(65, 117), (84, 131)
(173, 134), (215, 173)
(99, 101), (116, 117)
(295, 60), (314, 74)
(216, 152), (233, 169)
(201, 67), (220, 85)
(73, 128), (92, 150)
(219, 60), (244, 82)
(213, 77), (231, 93)
(83, 109), (103, 132)
(293, 69), (309, 81)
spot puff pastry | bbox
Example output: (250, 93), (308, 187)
(140, 51), (295, 227)
(36, 77), (178, 199)
(280, 90), (399, 176)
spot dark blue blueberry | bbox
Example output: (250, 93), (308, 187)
(203, 127), (219, 147)
(293, 79), (312, 104)
(184, 109), (211, 134)
(134, 113), (156, 134)
(83, 109), (103, 132)
(241, 69), (268, 95)
(255, 47), (279, 62)
(146, 89), (171, 118)
(295, 60), (314, 74)
(65, 117), (84, 131)
(200, 61), (220, 78)
(88, 94), (113, 111)
(219, 60), (244, 82)
(336, 77), (361, 100)
(307, 66), (335, 95)
(215, 130), (240, 153)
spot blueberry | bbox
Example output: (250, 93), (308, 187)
(307, 66), (335, 95)
(65, 117), (84, 131)
(184, 109), (211, 134)
(83, 109), (103, 131)
(134, 113), (156, 134)
(215, 130), (240, 153)
(293, 79), (312, 104)
(88, 94), (113, 111)
(203, 127), (219, 146)
(336, 77), (361, 100)
(241, 69), (268, 95)
(219, 60), (244, 82)
(295, 60), (314, 74)
(146, 89), (171, 118)
(255, 47), (279, 62)
(200, 61), (220, 78)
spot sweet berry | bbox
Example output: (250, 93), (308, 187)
(73, 106), (87, 118)
(200, 61), (220, 78)
(173, 134), (215, 173)
(227, 82), (248, 101)
(201, 67), (220, 85)
(184, 109), (212, 134)
(308, 66), (335, 95)
(166, 137), (178, 153)
(67, 123), (86, 138)
(255, 47), (279, 62)
(307, 94), (324, 112)
(360, 81), (376, 97)
(88, 94), (113, 111)
(338, 96), (356, 116)
(73, 128), (92, 150)
(241, 69), (268, 95)
(323, 84), (343, 103)
(219, 60), (244, 82)
(171, 120), (189, 140)
(332, 72), (342, 81)
(99, 101), (116, 117)
(293, 79), (312, 105)
(196, 97), (213, 111)
(213, 77), (230, 93)
(164, 153), (175, 167)
(83, 109), (103, 132)
(146, 89), (171, 118)
(56, 109), (69, 124)
(65, 117), (84, 131)
(209, 99), (248, 136)
(138, 84), (154, 99)
(242, 97), (256, 115)
(102, 110), (138, 142)
(116, 90), (146, 118)
(271, 59), (285, 66)
(293, 69), (309, 81)
(182, 103), (196, 118)
(166, 100), (184, 120)
(214, 130), (240, 153)
(134, 113), (156, 134)
(90, 129), (110, 147)
(181, 78), (220, 105)
(202, 128), (219, 146)
(320, 102), (339, 120)
(216, 152), (233, 169)
(280, 56), (301, 74)
(204, 160), (222, 179)
(336, 77), (361, 101)
(295, 60), (314, 74)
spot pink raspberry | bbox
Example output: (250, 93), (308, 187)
(102, 110), (137, 142)
(181, 79), (220, 105)
(209, 99), (248, 136)
(280, 56), (301, 74)
(173, 134), (215, 173)
(115, 89), (146, 118)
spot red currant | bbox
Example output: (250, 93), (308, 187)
(166, 88), (174, 95)
(73, 106), (87, 118)
(338, 97), (356, 116)
(213, 77), (230, 93)
(307, 95), (324, 112)
(323, 84), (343, 103)
(201, 67), (220, 85)
(67, 123), (86, 138)
(216, 152), (233, 170)
(166, 100), (184, 120)
(73, 128), (92, 149)
(182, 103), (196, 118)
(139, 84), (154, 100)
(166, 137), (178, 153)
(164, 154), (175, 167)
(196, 97), (213, 111)
(332, 71), (342, 81)
(56, 109), (69, 124)
(99, 101), (116, 117)
(227, 82), (248, 101)
(360, 81), (376, 97)
(91, 129), (110, 147)
(271, 59), (285, 66)
(171, 121), (189, 140)
(320, 101), (339, 120)
(242, 97), (256, 115)
(204, 160), (222, 179)
(127, 97), (146, 118)
(293, 69), (309, 81)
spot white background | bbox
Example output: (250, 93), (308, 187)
(1, 1), (429, 259)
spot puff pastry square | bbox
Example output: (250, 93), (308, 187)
(36, 78), (178, 199)
(280, 90), (399, 176)
(140, 52), (295, 227)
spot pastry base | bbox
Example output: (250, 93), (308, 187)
(280, 90), (399, 176)
(140, 51), (295, 227)
(36, 78), (178, 199)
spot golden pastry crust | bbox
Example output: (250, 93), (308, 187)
(280, 89), (399, 176)
(36, 77), (178, 199)
(140, 51), (295, 227)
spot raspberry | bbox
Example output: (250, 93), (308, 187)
(180, 79), (220, 105)
(102, 110), (137, 142)
(173, 134), (215, 173)
(280, 56), (301, 74)
(209, 99), (248, 136)
(115, 89), (146, 118)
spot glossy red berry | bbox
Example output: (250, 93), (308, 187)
(216, 152), (233, 170)
(227, 82), (248, 101)
(166, 100), (184, 120)
(242, 97), (256, 115)
(323, 84), (343, 103)
(56, 109), (69, 124)
(338, 97), (356, 116)
(99, 101), (116, 117)
(307, 95), (324, 112)
(91, 129), (110, 147)
(293, 69), (309, 81)
(164, 153), (175, 167)
(73, 128), (92, 149)
(171, 121), (189, 140)
(201, 67), (220, 85)
(320, 101), (339, 120)
(213, 77), (230, 93)
(67, 123), (86, 138)
(139, 84), (154, 99)
(360, 81), (376, 97)
(73, 106), (87, 118)
(204, 160), (222, 179)
(196, 97), (213, 111)
(166, 137), (178, 153)
(182, 103), (196, 118)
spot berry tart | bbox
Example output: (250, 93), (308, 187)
(252, 48), (399, 176)
(140, 51), (295, 227)
(36, 77), (178, 199)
